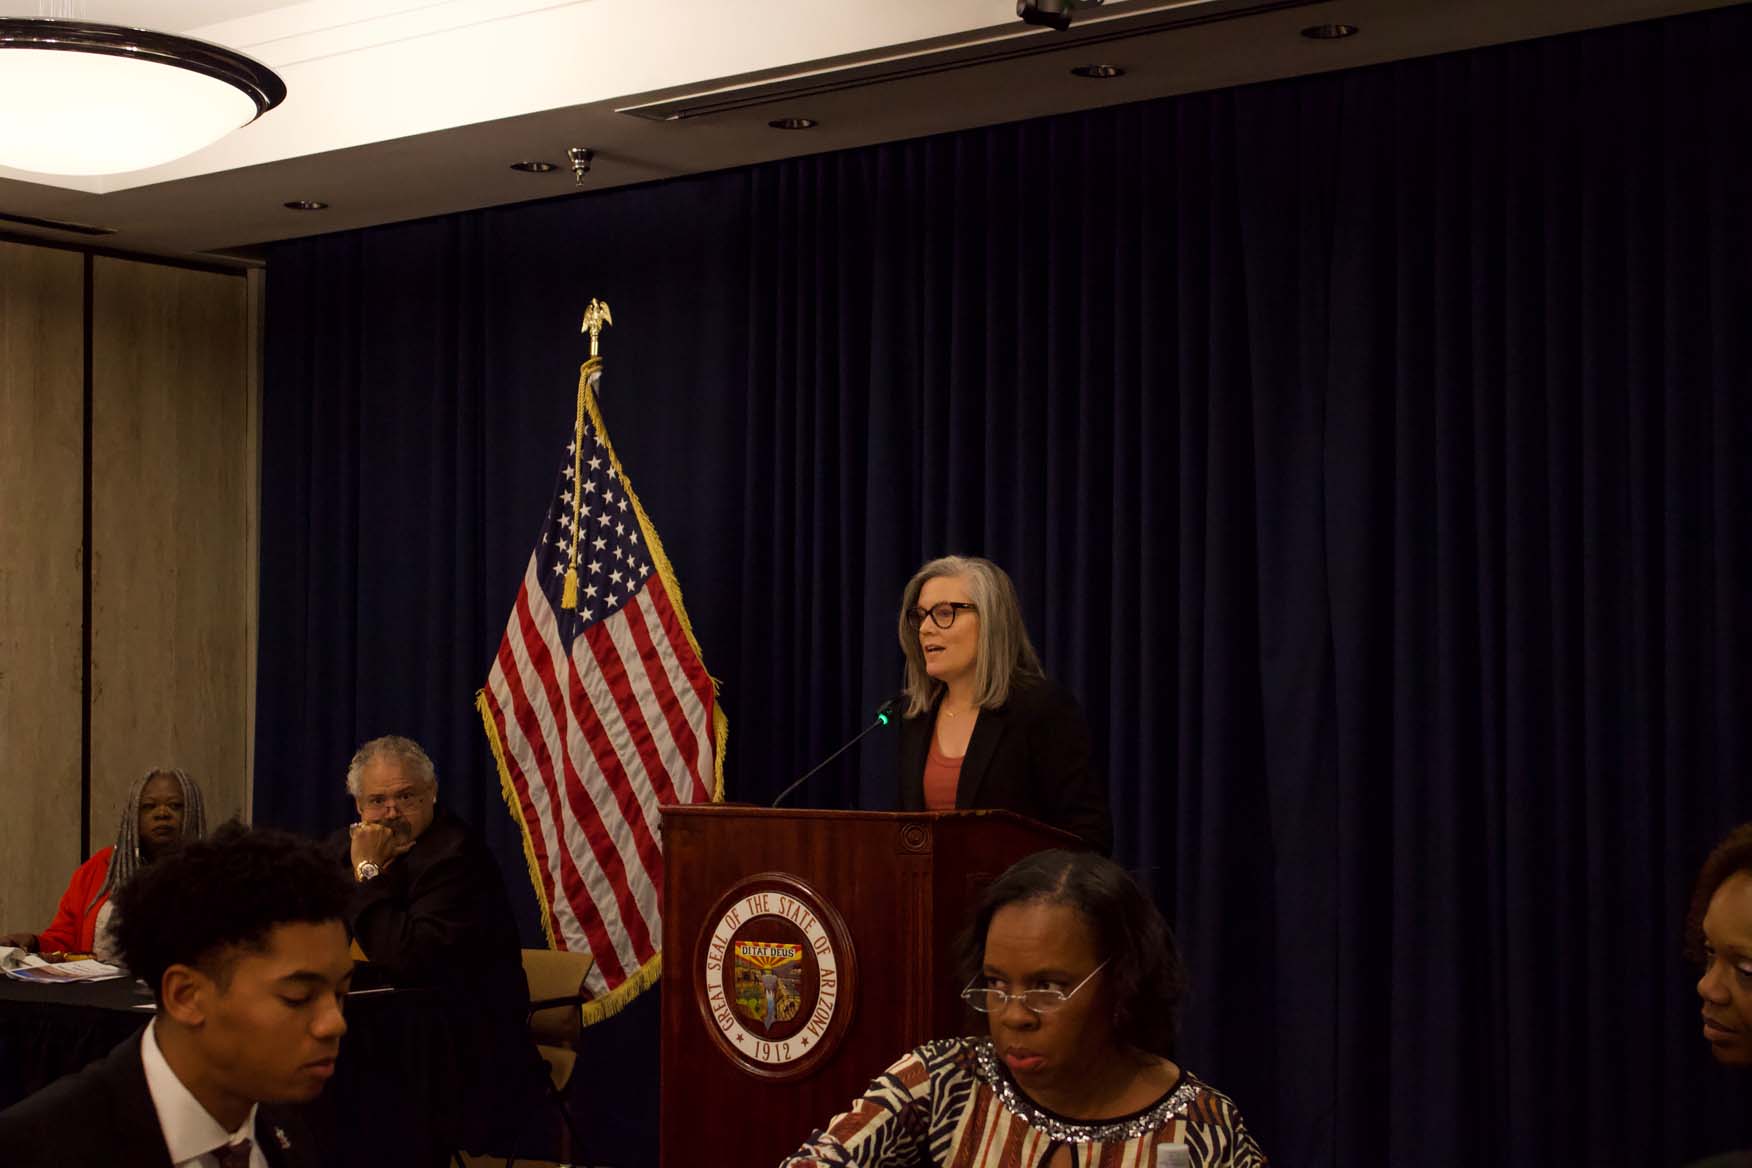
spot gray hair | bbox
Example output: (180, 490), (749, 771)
(91, 768), (207, 912)
(896, 555), (1043, 717)
(345, 735), (438, 797)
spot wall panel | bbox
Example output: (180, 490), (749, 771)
(90, 258), (251, 837)
(0, 242), (85, 933)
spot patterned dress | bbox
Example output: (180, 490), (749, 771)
(780, 1037), (1267, 1168)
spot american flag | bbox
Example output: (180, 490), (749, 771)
(477, 366), (724, 1020)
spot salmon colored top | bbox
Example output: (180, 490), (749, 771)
(922, 734), (964, 811)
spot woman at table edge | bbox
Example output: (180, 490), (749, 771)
(1, 768), (208, 958)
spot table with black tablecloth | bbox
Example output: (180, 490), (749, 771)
(0, 972), (157, 1110)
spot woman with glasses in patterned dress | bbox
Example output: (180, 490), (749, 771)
(895, 556), (1111, 854)
(780, 849), (1266, 1167)
(1680, 823), (1752, 1168)
(1, 768), (207, 961)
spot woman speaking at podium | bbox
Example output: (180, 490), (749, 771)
(895, 555), (1111, 854)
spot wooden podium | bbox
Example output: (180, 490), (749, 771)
(658, 805), (1078, 1168)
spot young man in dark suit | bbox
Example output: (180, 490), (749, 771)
(0, 823), (354, 1167)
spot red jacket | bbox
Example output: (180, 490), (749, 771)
(37, 846), (114, 955)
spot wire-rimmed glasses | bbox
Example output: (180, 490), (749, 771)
(960, 959), (1110, 1015)
(360, 790), (430, 813)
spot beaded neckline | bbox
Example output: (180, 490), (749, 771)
(972, 1039), (1200, 1142)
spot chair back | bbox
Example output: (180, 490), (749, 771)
(521, 947), (596, 1085)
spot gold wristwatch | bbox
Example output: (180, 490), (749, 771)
(355, 861), (381, 881)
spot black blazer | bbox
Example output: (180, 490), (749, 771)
(335, 807), (546, 1152)
(898, 676), (1111, 854)
(0, 1032), (317, 1168)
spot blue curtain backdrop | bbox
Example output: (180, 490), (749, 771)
(258, 9), (1752, 1166)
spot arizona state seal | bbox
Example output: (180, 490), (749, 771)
(695, 871), (856, 1080)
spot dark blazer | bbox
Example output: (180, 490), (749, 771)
(0, 1032), (317, 1168)
(335, 807), (547, 1153)
(898, 676), (1112, 854)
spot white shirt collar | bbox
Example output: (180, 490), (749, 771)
(140, 1020), (266, 1168)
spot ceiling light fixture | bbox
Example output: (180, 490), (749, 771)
(0, 17), (285, 177)
(1300, 23), (1359, 39)
(283, 199), (327, 211)
(510, 160), (558, 173)
(768, 117), (818, 130)
(1070, 64), (1125, 79)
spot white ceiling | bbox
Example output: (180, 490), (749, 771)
(0, 0), (1741, 261)
(66, 0), (292, 27)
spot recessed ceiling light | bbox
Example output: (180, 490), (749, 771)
(283, 199), (328, 211)
(1071, 64), (1125, 79)
(510, 160), (557, 173)
(768, 117), (818, 130)
(1301, 23), (1358, 39)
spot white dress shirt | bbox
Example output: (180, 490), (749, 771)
(140, 1021), (270, 1168)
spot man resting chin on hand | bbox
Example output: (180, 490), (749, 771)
(335, 735), (551, 1160)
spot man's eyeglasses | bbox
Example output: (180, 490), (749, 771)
(961, 959), (1109, 1015)
(361, 791), (429, 812)
(906, 602), (978, 630)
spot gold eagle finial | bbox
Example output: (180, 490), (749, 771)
(581, 299), (613, 357)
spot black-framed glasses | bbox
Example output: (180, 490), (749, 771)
(960, 959), (1109, 1015)
(906, 602), (978, 630)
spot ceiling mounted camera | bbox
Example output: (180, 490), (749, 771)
(1017, 0), (1105, 31)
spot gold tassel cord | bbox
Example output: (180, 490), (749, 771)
(562, 299), (613, 610)
(559, 356), (596, 611)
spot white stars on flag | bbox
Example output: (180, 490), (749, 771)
(534, 422), (659, 626)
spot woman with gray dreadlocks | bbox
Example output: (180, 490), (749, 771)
(0, 768), (207, 959)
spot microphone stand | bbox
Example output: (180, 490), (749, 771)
(769, 699), (902, 808)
